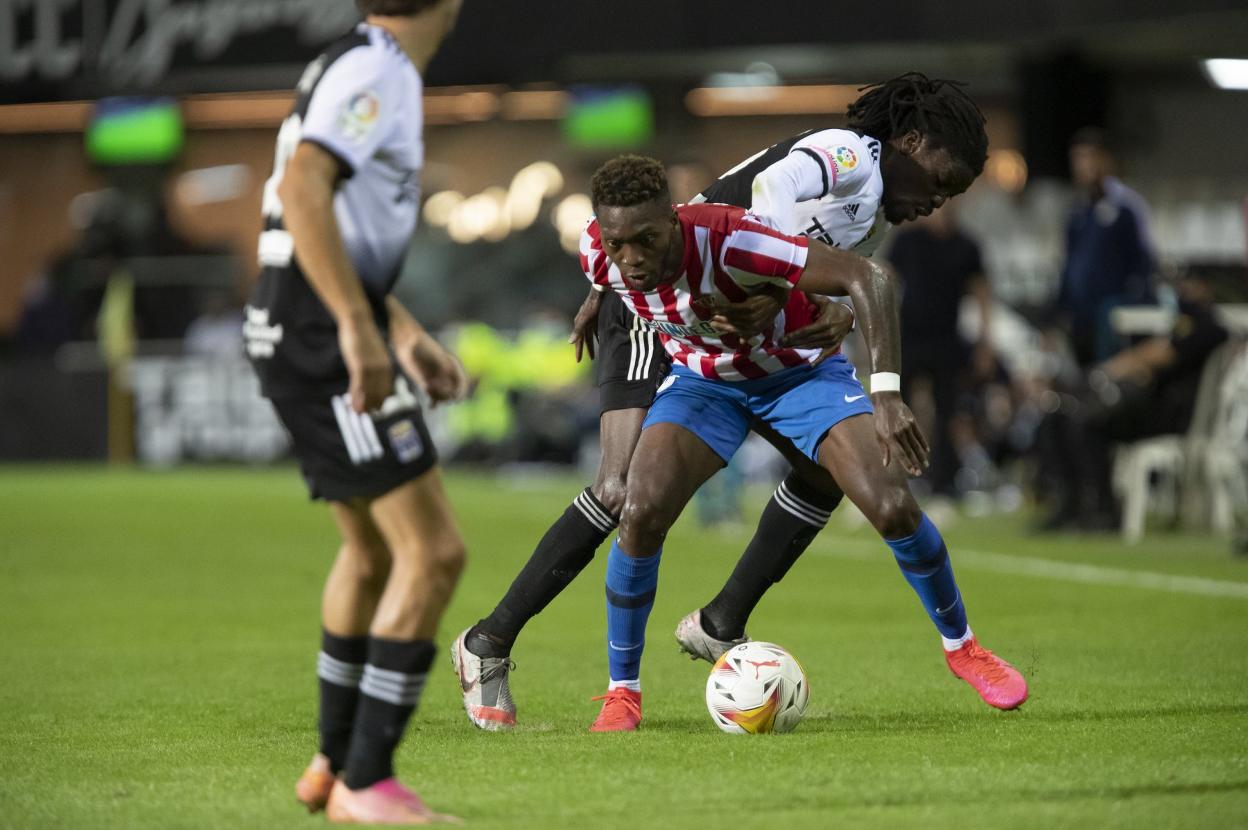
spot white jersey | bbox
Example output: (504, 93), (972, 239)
(257, 23), (424, 290)
(246, 24), (425, 396)
(699, 128), (890, 257)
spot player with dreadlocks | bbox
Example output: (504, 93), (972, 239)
(451, 74), (1025, 732)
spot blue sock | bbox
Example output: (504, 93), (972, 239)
(885, 514), (968, 640)
(604, 540), (662, 683)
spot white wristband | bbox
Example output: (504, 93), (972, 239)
(837, 302), (856, 331)
(869, 372), (901, 394)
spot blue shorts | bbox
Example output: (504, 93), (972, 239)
(642, 355), (874, 463)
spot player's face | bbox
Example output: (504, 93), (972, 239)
(1069, 143), (1112, 191)
(597, 202), (680, 292)
(882, 132), (975, 225)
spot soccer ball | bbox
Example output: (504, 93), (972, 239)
(705, 641), (809, 734)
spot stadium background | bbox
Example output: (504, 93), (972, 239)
(1, 1), (1246, 827)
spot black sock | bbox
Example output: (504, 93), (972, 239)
(317, 630), (368, 774)
(343, 637), (436, 790)
(701, 472), (841, 640)
(469, 488), (617, 657)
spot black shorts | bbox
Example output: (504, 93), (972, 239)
(269, 377), (437, 502)
(597, 290), (671, 413)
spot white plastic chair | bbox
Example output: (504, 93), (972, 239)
(1113, 340), (1244, 543)
(1201, 343), (1248, 533)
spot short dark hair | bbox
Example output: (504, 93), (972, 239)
(1069, 126), (1112, 152)
(590, 155), (671, 211)
(355, 0), (440, 16)
(846, 72), (989, 176)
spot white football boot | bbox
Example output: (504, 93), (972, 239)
(450, 628), (517, 730)
(674, 609), (749, 663)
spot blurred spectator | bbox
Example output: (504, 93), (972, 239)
(1034, 270), (1228, 530)
(184, 291), (245, 357)
(887, 203), (994, 497)
(1057, 127), (1156, 366)
(14, 183), (211, 355)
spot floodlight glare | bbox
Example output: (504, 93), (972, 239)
(1202, 59), (1248, 90)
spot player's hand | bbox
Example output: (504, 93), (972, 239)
(569, 289), (603, 362)
(870, 392), (930, 477)
(778, 295), (854, 365)
(340, 317), (393, 413)
(698, 284), (788, 339)
(396, 329), (469, 407)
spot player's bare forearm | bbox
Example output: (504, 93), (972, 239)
(279, 142), (391, 411)
(795, 243), (926, 474)
(278, 143), (374, 330)
(569, 287), (603, 362)
(795, 242), (901, 374)
(385, 296), (427, 346)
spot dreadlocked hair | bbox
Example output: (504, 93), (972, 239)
(356, 0), (440, 16)
(846, 72), (989, 176)
(590, 155), (670, 210)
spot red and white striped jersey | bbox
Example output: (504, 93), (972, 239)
(580, 203), (821, 381)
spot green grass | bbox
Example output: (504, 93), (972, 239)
(1, 465), (1246, 829)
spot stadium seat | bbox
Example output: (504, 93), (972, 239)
(1199, 343), (1248, 535)
(1113, 339), (1247, 543)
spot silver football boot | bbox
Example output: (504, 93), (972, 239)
(674, 609), (749, 663)
(450, 628), (517, 730)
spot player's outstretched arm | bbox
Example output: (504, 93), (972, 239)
(386, 296), (468, 406)
(794, 243), (930, 475)
(278, 142), (392, 413)
(569, 286), (603, 362)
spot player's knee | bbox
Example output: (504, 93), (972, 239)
(591, 477), (628, 518)
(619, 495), (670, 554)
(340, 542), (390, 590)
(436, 536), (467, 588)
(874, 491), (922, 540)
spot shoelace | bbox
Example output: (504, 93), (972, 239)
(479, 658), (516, 685)
(955, 643), (1012, 684)
(590, 689), (641, 724)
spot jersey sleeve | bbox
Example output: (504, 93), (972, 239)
(792, 130), (878, 201)
(300, 45), (401, 177)
(749, 151), (829, 234)
(579, 219), (614, 288)
(720, 214), (810, 289)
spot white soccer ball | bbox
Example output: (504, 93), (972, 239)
(705, 641), (809, 734)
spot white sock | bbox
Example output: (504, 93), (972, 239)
(608, 678), (641, 692)
(941, 626), (974, 652)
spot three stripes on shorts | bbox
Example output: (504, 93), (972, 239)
(331, 394), (384, 465)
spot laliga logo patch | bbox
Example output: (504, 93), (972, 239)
(339, 90), (381, 142)
(834, 146), (859, 171)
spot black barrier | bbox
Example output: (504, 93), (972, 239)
(0, 358), (109, 460)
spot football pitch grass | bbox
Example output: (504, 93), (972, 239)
(2, 465), (1246, 829)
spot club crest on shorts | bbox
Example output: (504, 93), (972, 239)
(387, 419), (424, 463)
